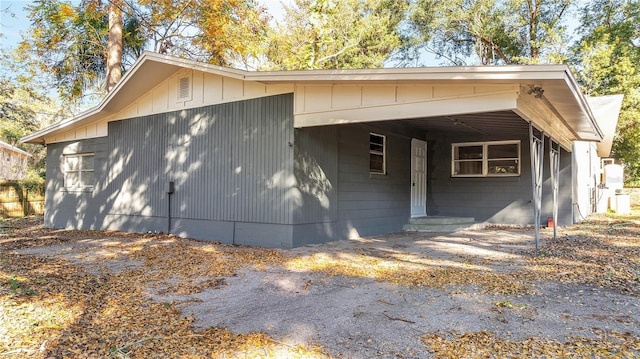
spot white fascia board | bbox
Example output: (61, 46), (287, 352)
(250, 64), (571, 83)
(21, 52), (598, 145)
(21, 107), (104, 144)
(561, 70), (604, 140)
(141, 52), (249, 80)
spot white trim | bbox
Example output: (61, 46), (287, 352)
(62, 153), (95, 191)
(451, 140), (521, 177)
(21, 51), (604, 145)
(411, 138), (427, 217)
(369, 133), (386, 175)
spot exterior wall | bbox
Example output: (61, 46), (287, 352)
(426, 132), (573, 226)
(45, 137), (109, 229)
(292, 124), (411, 246)
(45, 69), (293, 144)
(0, 148), (29, 180)
(45, 93), (580, 247)
(46, 94), (296, 248)
(572, 141), (600, 221)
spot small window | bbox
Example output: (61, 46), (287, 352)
(452, 140), (520, 177)
(64, 153), (95, 190)
(370, 133), (386, 174)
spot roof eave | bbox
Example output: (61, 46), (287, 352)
(562, 69), (604, 141)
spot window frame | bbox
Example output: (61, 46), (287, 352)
(369, 132), (386, 175)
(451, 140), (521, 177)
(63, 153), (95, 191)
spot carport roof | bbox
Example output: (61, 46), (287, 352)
(22, 51), (614, 148)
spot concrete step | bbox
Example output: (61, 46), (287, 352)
(403, 216), (484, 232)
(408, 216), (476, 225)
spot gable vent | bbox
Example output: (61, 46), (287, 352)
(178, 76), (191, 100)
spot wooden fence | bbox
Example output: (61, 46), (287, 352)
(0, 181), (45, 217)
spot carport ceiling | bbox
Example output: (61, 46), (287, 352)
(373, 110), (530, 138)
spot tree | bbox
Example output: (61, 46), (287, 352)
(263, 0), (409, 70)
(409, 0), (572, 65)
(133, 0), (269, 67)
(18, 0), (145, 105)
(572, 0), (640, 183)
(107, 0), (124, 92)
(0, 49), (65, 179)
(18, 0), (269, 104)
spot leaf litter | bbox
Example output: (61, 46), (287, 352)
(1, 210), (640, 357)
(0, 218), (325, 358)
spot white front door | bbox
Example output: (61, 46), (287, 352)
(411, 139), (427, 217)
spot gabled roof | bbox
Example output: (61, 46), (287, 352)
(22, 51), (611, 146)
(0, 140), (30, 157)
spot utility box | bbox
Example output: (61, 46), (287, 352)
(164, 181), (175, 194)
(615, 193), (631, 214)
(604, 164), (623, 190)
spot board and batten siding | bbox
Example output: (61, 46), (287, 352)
(292, 124), (412, 246)
(45, 137), (109, 229)
(336, 125), (411, 234)
(293, 126), (339, 225)
(47, 94), (297, 247)
(426, 132), (573, 226)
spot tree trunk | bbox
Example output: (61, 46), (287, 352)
(106, 0), (123, 92)
(528, 0), (540, 61)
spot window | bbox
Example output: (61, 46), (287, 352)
(370, 133), (386, 174)
(64, 153), (95, 190)
(452, 140), (520, 177)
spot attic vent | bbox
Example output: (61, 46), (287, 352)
(178, 76), (191, 100)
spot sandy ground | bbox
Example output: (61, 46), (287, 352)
(16, 228), (640, 358)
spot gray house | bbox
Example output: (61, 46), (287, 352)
(22, 52), (621, 248)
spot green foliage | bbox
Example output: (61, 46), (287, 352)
(18, 0), (269, 102)
(409, 0), (572, 65)
(8, 277), (21, 290)
(6, 277), (38, 296)
(0, 48), (64, 178)
(135, 0), (269, 67)
(263, 0), (409, 70)
(18, 0), (146, 105)
(572, 0), (640, 183)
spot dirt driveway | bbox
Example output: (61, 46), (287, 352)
(2, 216), (639, 358)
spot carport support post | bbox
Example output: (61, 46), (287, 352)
(529, 123), (544, 255)
(550, 140), (560, 241)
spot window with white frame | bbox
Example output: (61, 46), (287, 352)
(369, 133), (386, 174)
(63, 153), (95, 189)
(452, 140), (520, 177)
